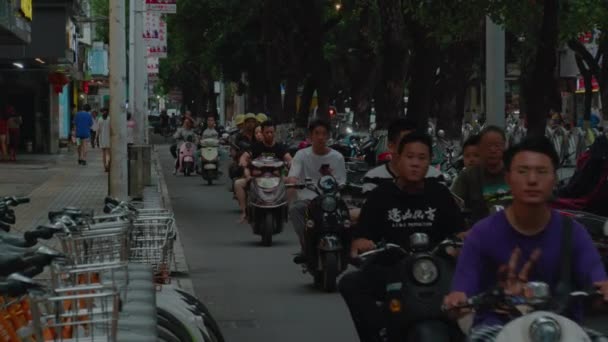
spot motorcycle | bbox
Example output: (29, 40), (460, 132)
(289, 175), (351, 292)
(199, 138), (220, 185)
(445, 281), (602, 342)
(178, 135), (197, 176)
(354, 235), (463, 341)
(247, 157), (288, 246)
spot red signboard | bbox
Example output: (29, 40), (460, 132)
(145, 0), (177, 13)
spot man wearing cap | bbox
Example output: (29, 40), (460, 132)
(229, 114), (246, 181)
(229, 114), (258, 202)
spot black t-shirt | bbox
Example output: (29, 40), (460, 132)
(235, 133), (254, 152)
(354, 180), (465, 247)
(250, 142), (288, 160)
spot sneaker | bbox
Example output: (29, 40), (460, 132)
(82, 160), (87, 166)
(78, 159), (83, 165)
(293, 253), (307, 264)
(172, 169), (177, 175)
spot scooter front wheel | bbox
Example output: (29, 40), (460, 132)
(321, 252), (339, 292)
(261, 212), (274, 247)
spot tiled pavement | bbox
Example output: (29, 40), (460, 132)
(0, 147), (194, 293)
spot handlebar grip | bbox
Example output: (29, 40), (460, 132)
(24, 228), (56, 245)
(2, 213), (16, 225)
(0, 280), (33, 297)
(104, 197), (120, 206)
(0, 222), (10, 232)
(15, 197), (30, 205)
(19, 266), (44, 278)
(22, 254), (55, 268)
(103, 203), (115, 214)
(48, 210), (65, 221)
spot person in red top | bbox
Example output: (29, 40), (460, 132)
(0, 110), (8, 161)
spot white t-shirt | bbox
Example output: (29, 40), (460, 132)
(362, 163), (442, 193)
(202, 128), (219, 139)
(288, 147), (346, 200)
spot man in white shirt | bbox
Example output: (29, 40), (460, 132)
(287, 120), (346, 261)
(362, 118), (441, 194)
(201, 115), (219, 139)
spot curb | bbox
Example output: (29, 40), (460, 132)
(151, 146), (196, 296)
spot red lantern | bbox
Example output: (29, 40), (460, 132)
(48, 72), (70, 93)
(82, 81), (89, 94)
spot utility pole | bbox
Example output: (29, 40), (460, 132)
(134, 0), (146, 144)
(109, 0), (128, 199)
(128, 0), (135, 130)
(485, 16), (506, 128)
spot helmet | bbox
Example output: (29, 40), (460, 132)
(235, 114), (245, 125)
(256, 113), (268, 123)
(244, 113), (257, 122)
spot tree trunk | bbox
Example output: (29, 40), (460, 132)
(375, 0), (408, 128)
(599, 36), (608, 120)
(296, 77), (315, 128)
(526, 0), (560, 137)
(316, 63), (331, 122)
(406, 36), (439, 132)
(282, 75), (298, 124)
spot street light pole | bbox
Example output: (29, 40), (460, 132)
(485, 16), (506, 128)
(109, 0), (128, 198)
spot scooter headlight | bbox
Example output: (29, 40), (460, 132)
(320, 196), (337, 212)
(185, 142), (192, 149)
(412, 258), (438, 285)
(256, 177), (280, 189)
(529, 316), (561, 342)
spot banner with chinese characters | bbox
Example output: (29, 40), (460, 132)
(144, 13), (167, 58)
(145, 0), (177, 14)
(147, 57), (159, 74)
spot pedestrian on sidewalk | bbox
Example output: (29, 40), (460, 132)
(73, 104), (94, 165)
(97, 108), (111, 172)
(0, 110), (8, 161)
(6, 106), (22, 162)
(127, 112), (136, 145)
(90, 110), (99, 148)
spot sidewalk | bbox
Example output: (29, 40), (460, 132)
(0, 147), (195, 295)
(2, 149), (107, 250)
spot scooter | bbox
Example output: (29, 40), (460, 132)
(178, 135), (197, 176)
(199, 138), (220, 185)
(290, 175), (351, 292)
(354, 235), (463, 341)
(445, 282), (602, 342)
(247, 157), (288, 246)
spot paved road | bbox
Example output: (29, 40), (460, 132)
(157, 144), (357, 342)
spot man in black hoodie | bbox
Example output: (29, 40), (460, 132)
(339, 131), (465, 342)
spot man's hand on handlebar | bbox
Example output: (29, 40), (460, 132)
(350, 238), (376, 258)
(443, 291), (470, 318)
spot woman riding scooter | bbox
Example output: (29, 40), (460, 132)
(171, 117), (198, 175)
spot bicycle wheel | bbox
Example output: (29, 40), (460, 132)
(158, 308), (194, 342)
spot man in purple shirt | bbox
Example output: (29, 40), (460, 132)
(444, 136), (608, 341)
